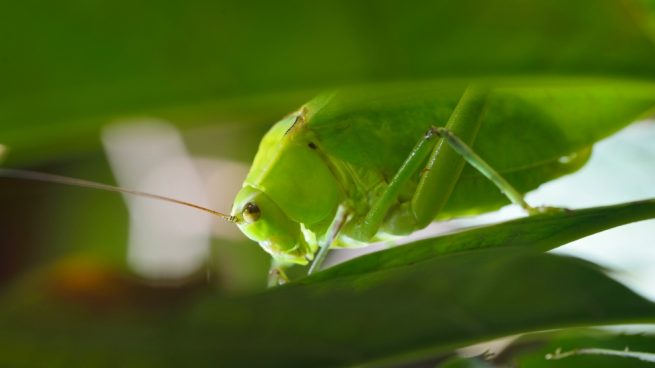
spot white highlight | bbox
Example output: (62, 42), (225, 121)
(531, 121), (655, 301)
(194, 157), (249, 241)
(103, 120), (212, 280)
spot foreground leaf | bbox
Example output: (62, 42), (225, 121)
(309, 198), (655, 282)
(1, 250), (654, 367)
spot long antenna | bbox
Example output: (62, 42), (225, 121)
(0, 168), (237, 223)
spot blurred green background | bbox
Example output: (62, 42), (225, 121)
(2, 0), (655, 366)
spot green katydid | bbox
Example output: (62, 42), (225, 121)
(2, 80), (655, 285)
(229, 80), (655, 283)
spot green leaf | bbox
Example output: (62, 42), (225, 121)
(3, 0), (655, 164)
(1, 250), (653, 367)
(310, 80), (655, 216)
(445, 82), (655, 215)
(309, 198), (655, 282)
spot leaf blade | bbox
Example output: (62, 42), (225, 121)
(2, 250), (653, 367)
(309, 199), (655, 282)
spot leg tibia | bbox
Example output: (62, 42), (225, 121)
(434, 127), (538, 215)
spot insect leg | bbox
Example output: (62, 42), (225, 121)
(352, 86), (507, 238)
(355, 87), (487, 239)
(411, 86), (491, 228)
(433, 127), (538, 214)
(350, 123), (443, 240)
(268, 259), (290, 287)
(412, 86), (540, 228)
(308, 205), (349, 274)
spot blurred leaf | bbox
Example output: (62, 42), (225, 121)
(1, 250), (654, 367)
(309, 198), (655, 282)
(3, 0), (655, 163)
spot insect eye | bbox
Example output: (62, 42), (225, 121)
(242, 202), (261, 223)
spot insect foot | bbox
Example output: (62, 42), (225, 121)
(268, 267), (289, 287)
(424, 126), (443, 140)
(532, 206), (570, 215)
